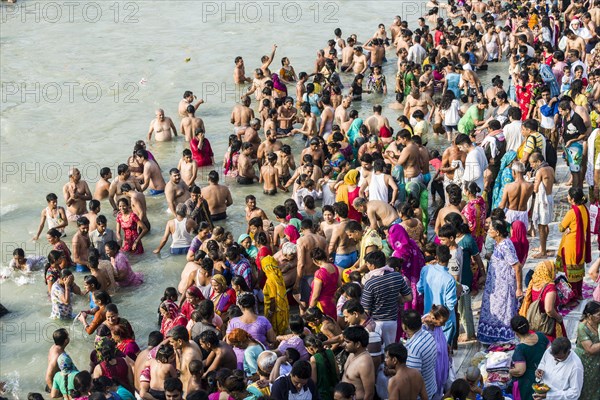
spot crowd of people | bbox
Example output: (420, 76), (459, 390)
(6, 0), (600, 399)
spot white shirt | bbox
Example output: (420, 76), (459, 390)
(503, 120), (524, 152)
(462, 146), (488, 191)
(407, 43), (427, 65)
(537, 348), (583, 400)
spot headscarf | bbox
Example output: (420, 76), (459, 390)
(57, 353), (77, 374)
(388, 224), (425, 279)
(284, 225), (300, 244)
(186, 285), (203, 299)
(519, 260), (556, 317)
(346, 118), (364, 149)
(95, 336), (116, 362)
(160, 300), (180, 321)
(211, 274), (227, 289)
(510, 220), (529, 265)
(238, 234), (251, 244)
(336, 169), (359, 205)
(281, 242), (297, 256)
(492, 150), (517, 210)
(288, 218), (302, 232)
(271, 74), (288, 95)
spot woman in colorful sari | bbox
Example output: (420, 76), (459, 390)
(159, 300), (187, 337)
(50, 353), (79, 399)
(519, 260), (566, 342)
(574, 301), (600, 400)
(224, 140), (242, 178)
(510, 221), (530, 265)
(283, 225), (300, 244)
(491, 150), (517, 210)
(478, 219), (522, 345)
(327, 142), (345, 179)
(210, 274), (237, 318)
(461, 182), (487, 251)
(261, 255), (289, 335)
(309, 248), (342, 320)
(271, 73), (288, 98)
(508, 315), (549, 400)
(556, 188), (592, 300)
(105, 240), (143, 288)
(345, 117), (363, 155)
(335, 169), (361, 222)
(388, 224), (425, 314)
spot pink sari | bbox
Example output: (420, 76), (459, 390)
(388, 224), (424, 313)
(312, 265), (340, 320)
(461, 196), (487, 251)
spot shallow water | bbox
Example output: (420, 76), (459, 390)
(0, 0), (505, 396)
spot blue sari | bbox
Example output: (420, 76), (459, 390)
(491, 151), (517, 210)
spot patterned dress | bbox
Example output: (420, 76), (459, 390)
(574, 322), (600, 400)
(50, 282), (74, 319)
(477, 238), (519, 344)
(117, 212), (143, 254)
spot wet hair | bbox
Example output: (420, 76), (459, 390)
(53, 328), (69, 346)
(346, 220), (363, 233)
(46, 193), (58, 202)
(568, 187), (587, 205)
(164, 377), (183, 394)
(199, 330), (220, 347)
(385, 342), (408, 363)
(343, 326), (369, 347)
(47, 228), (63, 239)
(168, 325), (189, 341)
(334, 382), (356, 398)
(13, 248), (25, 258)
(510, 315), (530, 335)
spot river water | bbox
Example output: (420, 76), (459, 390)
(0, 1), (504, 396)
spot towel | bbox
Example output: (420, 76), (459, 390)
(532, 181), (553, 226)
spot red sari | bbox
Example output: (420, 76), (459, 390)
(190, 137), (214, 167)
(516, 83), (533, 120)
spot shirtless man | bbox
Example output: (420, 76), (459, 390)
(319, 96), (335, 139)
(257, 129), (283, 166)
(237, 143), (258, 185)
(146, 343), (178, 399)
(120, 183), (149, 230)
(244, 69), (269, 101)
(231, 96), (255, 135)
(397, 130), (424, 183)
(277, 97), (298, 136)
(168, 326), (203, 393)
(341, 37), (356, 72)
(294, 219), (327, 306)
(335, 96), (352, 125)
(202, 170), (233, 221)
(260, 44), (277, 76)
(328, 202), (357, 268)
(499, 161), (534, 230)
(93, 167), (112, 201)
(359, 159), (398, 205)
(136, 149), (166, 196)
(260, 152), (286, 195)
(434, 183), (466, 235)
(319, 205), (339, 246)
(352, 197), (400, 231)
(198, 330), (237, 378)
(403, 88), (434, 125)
(275, 145), (296, 186)
(529, 153), (555, 258)
(45, 328), (69, 392)
(438, 39), (456, 63)
(240, 119), (262, 156)
(342, 326), (375, 400)
(301, 139), (325, 168)
(148, 109), (178, 142)
(63, 168), (92, 221)
(459, 67), (483, 101)
(244, 195), (268, 222)
(72, 217), (91, 271)
(108, 164), (142, 214)
(365, 105), (391, 135)
(363, 38), (385, 66)
(180, 105), (205, 142)
(233, 56), (252, 84)
(291, 104), (318, 139)
(177, 149), (198, 188)
(178, 91), (204, 118)
(383, 133), (403, 166)
(385, 342), (427, 400)
(440, 139), (466, 193)
(165, 168), (190, 216)
(390, 16), (402, 43)
(134, 331), (163, 394)
(349, 46), (369, 75)
(565, 30), (586, 60)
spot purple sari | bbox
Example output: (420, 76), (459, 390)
(388, 224), (425, 313)
(272, 74), (288, 96)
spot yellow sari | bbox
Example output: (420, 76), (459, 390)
(557, 204), (591, 299)
(261, 256), (289, 335)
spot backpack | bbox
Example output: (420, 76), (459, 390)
(525, 284), (555, 335)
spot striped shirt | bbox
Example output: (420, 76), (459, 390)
(406, 328), (438, 399)
(361, 271), (411, 321)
